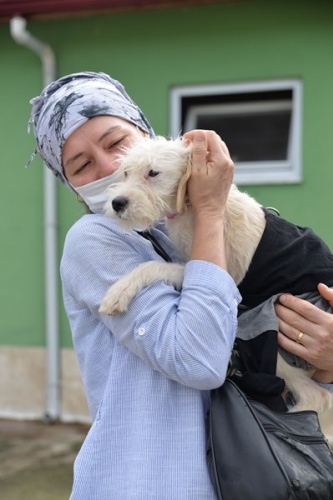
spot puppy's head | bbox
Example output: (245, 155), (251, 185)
(103, 136), (191, 230)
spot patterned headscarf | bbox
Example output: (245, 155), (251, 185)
(27, 71), (155, 186)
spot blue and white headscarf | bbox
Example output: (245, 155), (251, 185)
(27, 71), (155, 186)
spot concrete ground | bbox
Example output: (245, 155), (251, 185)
(1, 412), (331, 500)
(0, 419), (89, 500)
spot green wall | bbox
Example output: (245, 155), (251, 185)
(1, 0), (332, 348)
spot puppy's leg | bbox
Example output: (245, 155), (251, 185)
(277, 353), (333, 413)
(99, 262), (185, 316)
(318, 408), (333, 450)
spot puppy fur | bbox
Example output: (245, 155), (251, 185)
(99, 136), (333, 444)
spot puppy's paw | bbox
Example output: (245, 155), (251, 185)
(99, 261), (185, 316)
(99, 277), (136, 316)
(99, 294), (127, 316)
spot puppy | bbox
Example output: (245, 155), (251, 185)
(99, 136), (333, 440)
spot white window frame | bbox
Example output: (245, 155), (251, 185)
(169, 80), (303, 185)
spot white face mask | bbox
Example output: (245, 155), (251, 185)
(73, 171), (122, 214)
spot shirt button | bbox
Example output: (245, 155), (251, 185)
(138, 327), (146, 336)
(234, 299), (239, 307)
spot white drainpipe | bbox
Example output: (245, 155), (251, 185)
(10, 16), (60, 422)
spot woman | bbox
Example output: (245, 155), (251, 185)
(28, 72), (333, 499)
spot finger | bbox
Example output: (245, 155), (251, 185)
(183, 129), (209, 143)
(219, 139), (231, 158)
(205, 132), (231, 160)
(278, 329), (329, 370)
(276, 302), (331, 369)
(312, 369), (333, 384)
(275, 303), (321, 353)
(277, 330), (311, 359)
(276, 310), (312, 345)
(275, 302), (307, 333)
(318, 283), (333, 308)
(278, 293), (326, 326)
(183, 130), (232, 163)
(190, 131), (208, 173)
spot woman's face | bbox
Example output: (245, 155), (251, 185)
(62, 116), (145, 187)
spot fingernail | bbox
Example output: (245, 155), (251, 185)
(279, 294), (288, 303)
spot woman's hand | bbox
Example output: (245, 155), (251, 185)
(183, 130), (234, 217)
(275, 283), (333, 383)
(182, 130), (234, 270)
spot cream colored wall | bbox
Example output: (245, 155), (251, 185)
(0, 350), (331, 445)
(0, 347), (90, 423)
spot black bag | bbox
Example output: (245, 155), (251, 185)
(209, 378), (333, 500)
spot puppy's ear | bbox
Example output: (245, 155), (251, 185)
(176, 159), (191, 213)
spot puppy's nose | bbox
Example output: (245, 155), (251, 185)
(112, 196), (128, 213)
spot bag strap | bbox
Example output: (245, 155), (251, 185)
(136, 230), (172, 263)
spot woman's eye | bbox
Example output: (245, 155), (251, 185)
(148, 170), (159, 178)
(75, 161), (90, 175)
(108, 138), (124, 150)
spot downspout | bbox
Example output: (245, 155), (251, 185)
(10, 16), (59, 422)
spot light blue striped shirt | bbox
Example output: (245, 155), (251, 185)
(60, 214), (241, 499)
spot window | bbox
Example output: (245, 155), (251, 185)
(170, 80), (303, 185)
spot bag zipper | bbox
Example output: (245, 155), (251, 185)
(263, 424), (328, 444)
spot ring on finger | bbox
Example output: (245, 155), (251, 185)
(296, 331), (304, 344)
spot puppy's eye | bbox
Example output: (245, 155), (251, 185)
(148, 170), (159, 178)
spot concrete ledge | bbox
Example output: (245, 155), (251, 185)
(0, 346), (331, 440)
(0, 346), (90, 423)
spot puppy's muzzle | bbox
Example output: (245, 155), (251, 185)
(112, 196), (128, 213)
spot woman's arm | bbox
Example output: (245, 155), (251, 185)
(183, 130), (234, 269)
(275, 283), (333, 383)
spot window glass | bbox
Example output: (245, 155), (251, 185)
(170, 81), (302, 185)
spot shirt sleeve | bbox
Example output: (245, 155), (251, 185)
(316, 382), (333, 392)
(61, 215), (241, 390)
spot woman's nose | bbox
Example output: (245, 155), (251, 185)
(97, 153), (118, 178)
